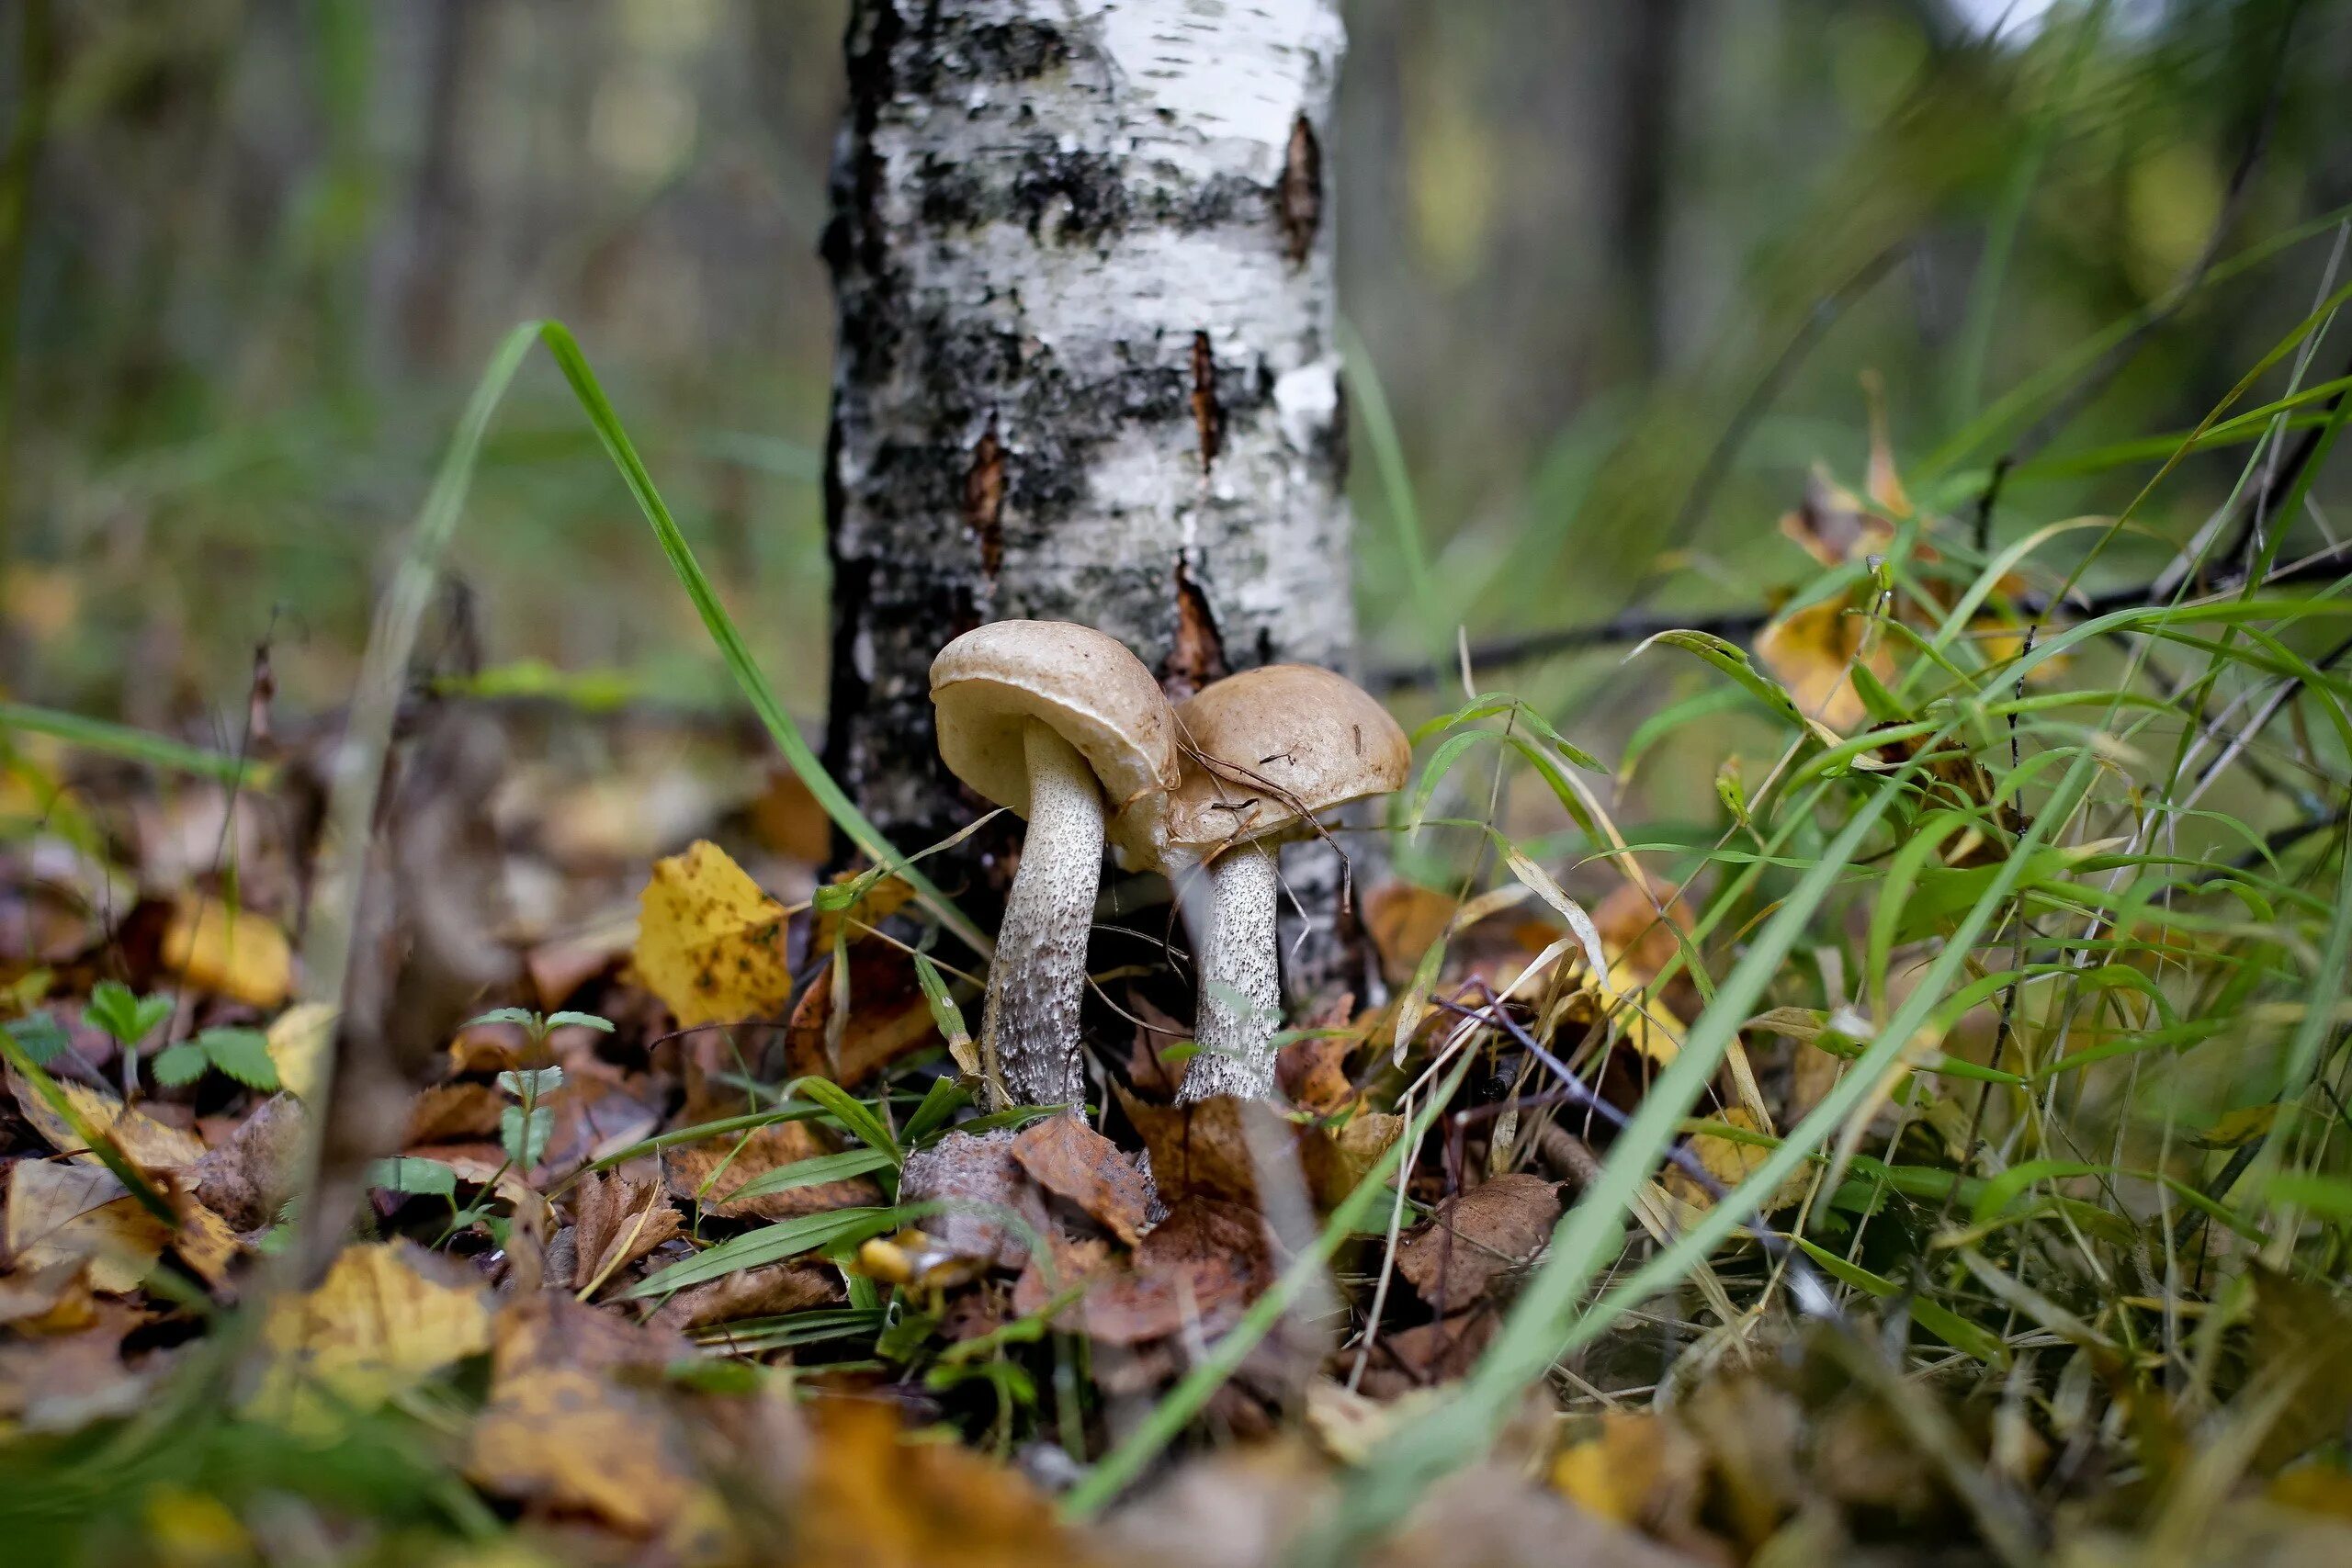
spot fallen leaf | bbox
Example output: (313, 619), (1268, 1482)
(401, 1081), (506, 1145)
(246, 1241), (492, 1436)
(1396, 1173), (1563, 1314)
(5, 1160), (168, 1293)
(1278, 1023), (1360, 1118)
(160, 1176), (243, 1288)
(632, 840), (793, 1028)
(1593, 880), (1693, 983)
(749, 765), (834, 863)
(1755, 595), (1894, 736)
(190, 1092), (304, 1231)
(8, 1069), (205, 1170)
(653, 1260), (842, 1333)
(1066, 1199), (1268, 1346)
(466, 1292), (702, 1534)
(1298, 1111), (1404, 1210)
(1012, 1111), (1158, 1245)
(0, 1259), (99, 1333)
(783, 938), (943, 1088)
(568, 1169), (684, 1295)
(1117, 1089), (1261, 1209)
(162, 895), (293, 1008)
(0, 1310), (157, 1433)
(1551, 1410), (1710, 1535)
(897, 1128), (1046, 1269)
(663, 1117), (885, 1222)
(2249, 1265), (2352, 1472)
(1304, 1380), (1444, 1465)
(1663, 1108), (1805, 1217)
(265, 1002), (336, 1106)
(791, 1395), (1076, 1568)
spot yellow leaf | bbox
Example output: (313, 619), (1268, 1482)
(266, 1002), (337, 1105)
(1664, 1107), (1807, 1217)
(1550, 1410), (1703, 1530)
(1756, 597), (1894, 736)
(5, 1160), (169, 1293)
(7, 1069), (205, 1170)
(631, 840), (794, 1028)
(163, 896), (293, 1009)
(465, 1292), (700, 1534)
(247, 1242), (492, 1436)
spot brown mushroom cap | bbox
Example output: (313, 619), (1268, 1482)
(931, 621), (1181, 824)
(1120, 664), (1411, 865)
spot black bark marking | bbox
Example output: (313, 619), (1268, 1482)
(964, 419), (1006, 578)
(1189, 331), (1222, 473)
(1279, 114), (1321, 265)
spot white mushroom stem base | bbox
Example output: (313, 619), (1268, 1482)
(978, 720), (1103, 1110)
(1177, 845), (1283, 1103)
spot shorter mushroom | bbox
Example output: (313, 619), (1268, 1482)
(1117, 665), (1409, 1102)
(932, 621), (1179, 1108)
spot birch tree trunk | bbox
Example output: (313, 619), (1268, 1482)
(821, 0), (1358, 976)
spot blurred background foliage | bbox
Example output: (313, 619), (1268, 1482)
(2, 0), (2346, 797)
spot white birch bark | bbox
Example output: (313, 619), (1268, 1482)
(822, 0), (1358, 948)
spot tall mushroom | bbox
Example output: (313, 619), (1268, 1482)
(1118, 665), (1410, 1102)
(932, 622), (1179, 1109)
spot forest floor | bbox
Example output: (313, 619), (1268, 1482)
(6, 329), (2352, 1568)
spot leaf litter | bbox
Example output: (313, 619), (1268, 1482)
(9, 396), (2352, 1568)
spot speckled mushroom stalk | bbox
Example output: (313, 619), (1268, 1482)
(1175, 843), (1283, 1103)
(1141, 665), (1413, 1105)
(978, 721), (1106, 1110)
(931, 621), (1180, 1112)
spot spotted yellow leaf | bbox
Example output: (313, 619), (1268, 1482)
(631, 840), (794, 1029)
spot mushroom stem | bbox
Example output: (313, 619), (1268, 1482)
(1177, 843), (1283, 1102)
(978, 719), (1104, 1110)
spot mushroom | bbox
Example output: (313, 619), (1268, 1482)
(932, 621), (1180, 1109)
(1117, 665), (1410, 1102)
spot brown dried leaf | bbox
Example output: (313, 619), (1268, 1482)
(400, 1081), (505, 1145)
(662, 1117), (884, 1222)
(783, 938), (942, 1088)
(1117, 1089), (1261, 1209)
(190, 1091), (303, 1231)
(466, 1292), (699, 1534)
(1012, 1111), (1157, 1245)
(653, 1261), (842, 1334)
(1396, 1173), (1563, 1314)
(1069, 1199), (1268, 1346)
(570, 1170), (684, 1296)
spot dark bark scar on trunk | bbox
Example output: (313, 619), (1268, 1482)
(1162, 555), (1229, 700)
(1279, 115), (1321, 266)
(1189, 330), (1222, 474)
(964, 418), (1006, 578)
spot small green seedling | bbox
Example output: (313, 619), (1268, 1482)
(83, 981), (174, 1094)
(153, 1027), (279, 1091)
(466, 1006), (614, 1050)
(495, 1066), (565, 1170)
